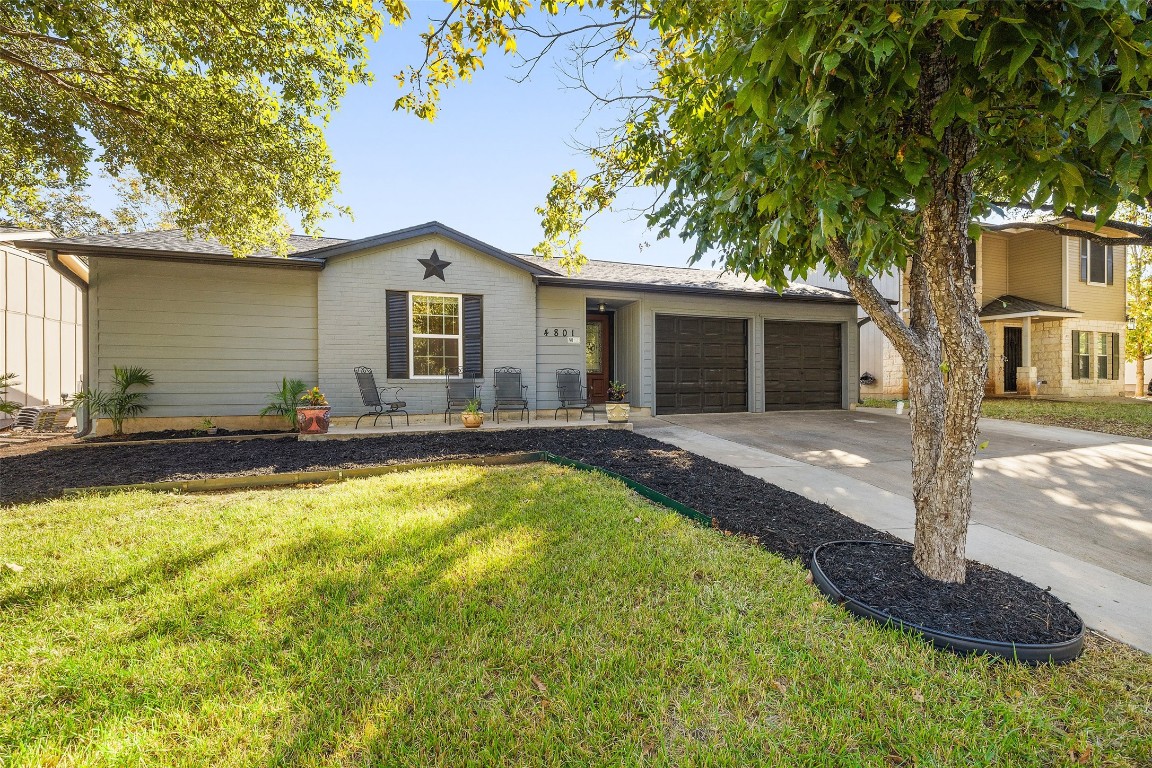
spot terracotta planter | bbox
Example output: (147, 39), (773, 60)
(297, 405), (331, 434)
(461, 412), (484, 429)
(605, 402), (630, 423)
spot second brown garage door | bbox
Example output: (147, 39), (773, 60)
(655, 315), (748, 414)
(763, 321), (842, 410)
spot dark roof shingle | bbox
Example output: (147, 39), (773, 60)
(11, 229), (347, 259)
(979, 295), (1081, 318)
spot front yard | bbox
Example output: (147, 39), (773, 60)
(2, 465), (1149, 766)
(862, 397), (1152, 441)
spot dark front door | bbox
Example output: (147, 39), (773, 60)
(585, 312), (612, 403)
(1004, 327), (1022, 392)
(655, 314), (748, 414)
(763, 321), (843, 410)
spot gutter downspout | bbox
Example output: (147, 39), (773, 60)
(46, 249), (93, 437)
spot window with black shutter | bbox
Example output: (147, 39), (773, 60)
(385, 290), (409, 379)
(1072, 331), (1090, 380)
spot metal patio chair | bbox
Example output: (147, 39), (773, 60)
(492, 366), (529, 423)
(353, 366), (409, 428)
(554, 367), (595, 422)
(444, 369), (483, 423)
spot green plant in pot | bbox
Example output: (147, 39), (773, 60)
(461, 398), (484, 428)
(297, 387), (331, 434)
(0, 373), (20, 417)
(605, 381), (630, 423)
(260, 378), (307, 430)
(73, 365), (154, 436)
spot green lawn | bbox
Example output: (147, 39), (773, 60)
(862, 396), (1152, 440)
(1, 465), (1149, 766)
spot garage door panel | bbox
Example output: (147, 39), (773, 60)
(764, 320), (842, 411)
(656, 314), (748, 414)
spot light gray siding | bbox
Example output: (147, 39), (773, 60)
(318, 234), (538, 415)
(535, 286), (586, 410)
(528, 286), (859, 413)
(89, 258), (318, 417)
(1, 245), (84, 421)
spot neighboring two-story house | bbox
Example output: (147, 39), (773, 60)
(805, 220), (1132, 399)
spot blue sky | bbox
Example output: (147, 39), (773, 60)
(89, 7), (704, 269)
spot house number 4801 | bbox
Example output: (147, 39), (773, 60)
(543, 328), (575, 337)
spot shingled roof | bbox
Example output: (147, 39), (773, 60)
(979, 295), (1081, 318)
(518, 254), (855, 303)
(10, 229), (348, 260)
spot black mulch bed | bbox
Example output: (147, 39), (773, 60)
(86, 429), (292, 443)
(1, 429), (887, 562)
(0, 428), (1074, 648)
(814, 541), (1082, 644)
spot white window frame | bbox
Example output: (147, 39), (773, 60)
(409, 292), (463, 379)
(1085, 241), (1110, 287)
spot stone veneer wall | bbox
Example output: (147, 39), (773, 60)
(1029, 320), (1066, 396)
(1044, 319), (1127, 397)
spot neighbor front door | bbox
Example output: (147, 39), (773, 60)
(1003, 327), (1022, 392)
(586, 312), (612, 403)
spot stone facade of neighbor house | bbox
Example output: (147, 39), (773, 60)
(14, 223), (859, 435)
(804, 221), (1131, 400)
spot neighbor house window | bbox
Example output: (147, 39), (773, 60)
(1079, 239), (1113, 285)
(410, 293), (461, 377)
(1097, 332), (1119, 380)
(1072, 331), (1091, 380)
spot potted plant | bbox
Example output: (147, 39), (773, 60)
(199, 418), (219, 436)
(297, 387), (331, 434)
(260, 378), (307, 431)
(461, 399), (484, 428)
(605, 381), (630, 423)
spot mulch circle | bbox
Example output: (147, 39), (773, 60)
(811, 541), (1083, 662)
(0, 428), (1082, 656)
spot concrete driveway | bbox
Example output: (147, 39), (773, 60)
(635, 409), (1152, 649)
(647, 409), (1152, 587)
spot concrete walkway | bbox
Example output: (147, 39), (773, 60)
(633, 412), (1152, 652)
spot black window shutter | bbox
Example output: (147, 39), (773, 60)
(1080, 239), (1088, 282)
(1071, 331), (1080, 380)
(386, 290), (409, 379)
(1106, 246), (1114, 285)
(1112, 332), (1120, 380)
(463, 294), (483, 376)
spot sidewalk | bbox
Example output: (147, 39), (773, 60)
(634, 417), (1152, 653)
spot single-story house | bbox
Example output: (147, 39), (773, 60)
(14, 222), (859, 435)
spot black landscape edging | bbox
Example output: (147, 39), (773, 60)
(541, 452), (712, 525)
(809, 540), (1085, 664)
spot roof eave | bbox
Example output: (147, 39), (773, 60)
(536, 276), (857, 304)
(979, 310), (1082, 320)
(9, 241), (324, 270)
(298, 221), (561, 276)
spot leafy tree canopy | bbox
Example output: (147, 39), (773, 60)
(1, 0), (408, 255)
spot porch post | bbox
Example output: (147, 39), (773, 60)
(1018, 317), (1038, 397)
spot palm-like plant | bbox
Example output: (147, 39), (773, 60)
(260, 377), (307, 429)
(0, 373), (20, 416)
(74, 366), (155, 435)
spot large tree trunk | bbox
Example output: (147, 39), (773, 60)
(827, 46), (987, 583)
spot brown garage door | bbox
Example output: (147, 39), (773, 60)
(655, 315), (748, 414)
(763, 321), (842, 410)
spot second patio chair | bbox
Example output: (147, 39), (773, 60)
(492, 366), (529, 423)
(445, 369), (483, 423)
(554, 367), (595, 421)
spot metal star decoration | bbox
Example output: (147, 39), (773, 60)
(418, 250), (452, 281)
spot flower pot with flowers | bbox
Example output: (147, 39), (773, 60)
(461, 399), (485, 428)
(297, 387), (331, 434)
(605, 381), (630, 423)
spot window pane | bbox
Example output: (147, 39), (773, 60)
(586, 322), (602, 373)
(1077, 355), (1091, 379)
(412, 337), (460, 377)
(1089, 243), (1107, 283)
(411, 294), (461, 338)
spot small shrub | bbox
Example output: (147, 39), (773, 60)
(0, 373), (20, 416)
(261, 378), (307, 429)
(74, 366), (154, 435)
